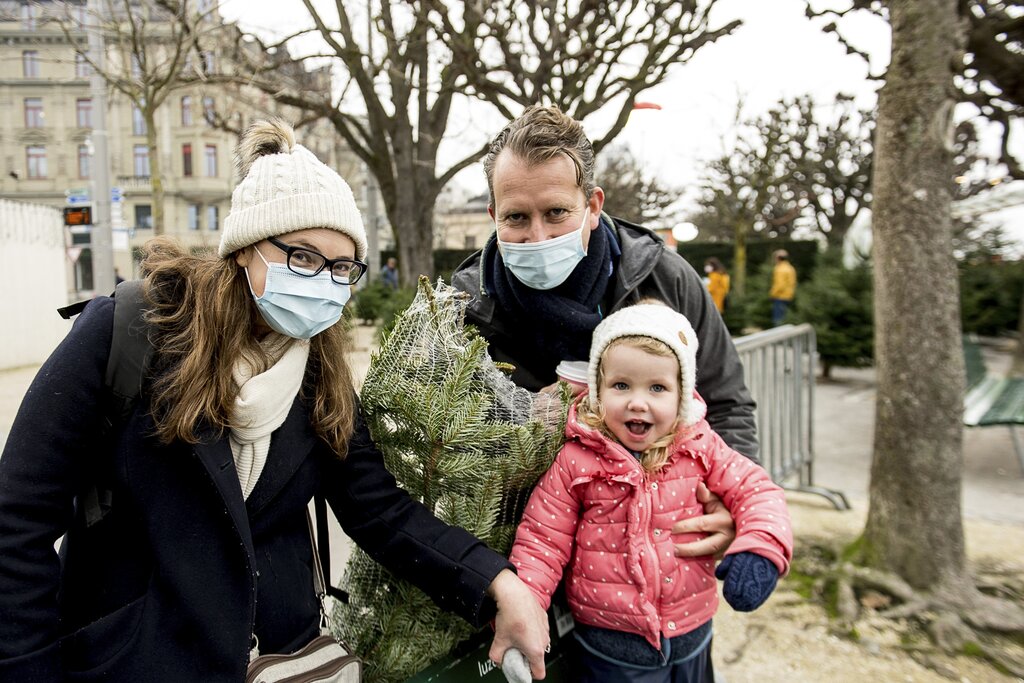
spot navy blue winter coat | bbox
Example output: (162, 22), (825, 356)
(0, 296), (510, 682)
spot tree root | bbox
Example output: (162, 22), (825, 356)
(792, 542), (1024, 679)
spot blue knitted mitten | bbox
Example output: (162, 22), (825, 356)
(714, 552), (779, 612)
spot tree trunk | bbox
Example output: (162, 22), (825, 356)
(861, 0), (969, 593)
(1012, 293), (1024, 377)
(145, 109), (165, 236)
(733, 221), (748, 298)
(388, 179), (436, 285)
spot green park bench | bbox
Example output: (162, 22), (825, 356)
(962, 335), (1024, 473)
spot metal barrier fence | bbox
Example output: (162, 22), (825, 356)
(734, 323), (849, 510)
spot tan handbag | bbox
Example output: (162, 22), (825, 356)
(245, 506), (362, 683)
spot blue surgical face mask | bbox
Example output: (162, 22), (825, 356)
(497, 208), (589, 290)
(246, 247), (351, 340)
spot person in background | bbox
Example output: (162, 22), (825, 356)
(114, 268), (125, 285)
(0, 119), (549, 682)
(703, 257), (730, 314)
(451, 104), (759, 682)
(769, 249), (797, 326)
(506, 302), (792, 682)
(380, 256), (399, 290)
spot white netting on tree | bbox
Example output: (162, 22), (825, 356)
(331, 278), (568, 683)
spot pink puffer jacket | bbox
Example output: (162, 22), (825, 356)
(510, 395), (793, 650)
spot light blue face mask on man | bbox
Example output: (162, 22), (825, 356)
(497, 208), (589, 290)
(246, 248), (351, 340)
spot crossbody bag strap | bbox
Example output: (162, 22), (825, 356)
(313, 495), (349, 603)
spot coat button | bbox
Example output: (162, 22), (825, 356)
(664, 576), (672, 583)
(650, 482), (659, 490)
(654, 529), (662, 536)
(668, 621), (677, 630)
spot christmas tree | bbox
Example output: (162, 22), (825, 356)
(332, 277), (568, 683)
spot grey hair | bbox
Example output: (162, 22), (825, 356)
(483, 105), (596, 209)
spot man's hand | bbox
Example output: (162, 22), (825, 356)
(672, 483), (736, 558)
(487, 569), (549, 679)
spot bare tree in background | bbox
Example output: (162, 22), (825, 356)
(807, 0), (1023, 180)
(597, 144), (682, 229)
(223, 0), (740, 281)
(55, 0), (230, 235)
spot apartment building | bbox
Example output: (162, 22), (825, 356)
(0, 0), (382, 295)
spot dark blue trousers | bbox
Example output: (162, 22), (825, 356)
(577, 640), (709, 683)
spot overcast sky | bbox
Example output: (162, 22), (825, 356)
(219, 0), (1024, 248)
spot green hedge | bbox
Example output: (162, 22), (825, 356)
(959, 258), (1024, 336)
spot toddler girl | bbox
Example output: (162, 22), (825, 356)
(508, 301), (793, 682)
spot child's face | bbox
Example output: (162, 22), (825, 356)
(598, 344), (680, 453)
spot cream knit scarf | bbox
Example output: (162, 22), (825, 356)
(229, 336), (310, 500)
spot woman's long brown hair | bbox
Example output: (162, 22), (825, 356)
(140, 237), (357, 457)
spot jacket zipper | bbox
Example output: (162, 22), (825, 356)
(640, 472), (662, 618)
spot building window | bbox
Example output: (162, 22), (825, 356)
(76, 98), (92, 128)
(134, 204), (152, 230)
(75, 53), (91, 78)
(200, 51), (216, 75)
(204, 144), (217, 177)
(133, 144), (150, 177)
(182, 144), (193, 177)
(23, 51), (39, 78)
(26, 146), (47, 178)
(22, 2), (37, 29)
(24, 98), (44, 128)
(203, 96), (215, 125)
(188, 204), (199, 230)
(181, 96), (193, 126)
(132, 105), (146, 135)
(206, 205), (219, 231)
(78, 145), (91, 179)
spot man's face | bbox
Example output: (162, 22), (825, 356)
(489, 151), (604, 248)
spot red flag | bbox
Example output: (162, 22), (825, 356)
(633, 101), (662, 110)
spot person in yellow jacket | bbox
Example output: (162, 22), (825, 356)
(770, 249), (797, 326)
(703, 257), (730, 313)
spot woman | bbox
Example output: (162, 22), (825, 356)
(0, 120), (547, 682)
(703, 257), (730, 313)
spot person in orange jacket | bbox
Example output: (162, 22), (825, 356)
(769, 249), (797, 326)
(703, 258), (730, 313)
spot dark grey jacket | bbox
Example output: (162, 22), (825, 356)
(0, 296), (510, 682)
(451, 215), (759, 459)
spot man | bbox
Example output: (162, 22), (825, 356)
(452, 105), (758, 679)
(770, 249), (797, 326)
(380, 256), (399, 290)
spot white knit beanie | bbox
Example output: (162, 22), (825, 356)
(218, 119), (367, 261)
(588, 303), (703, 427)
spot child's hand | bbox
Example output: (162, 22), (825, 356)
(714, 552), (779, 612)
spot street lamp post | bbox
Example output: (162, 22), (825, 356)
(87, 0), (114, 294)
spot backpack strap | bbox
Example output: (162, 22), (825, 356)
(66, 280), (152, 527)
(104, 279), (152, 419)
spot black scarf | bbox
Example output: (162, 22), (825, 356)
(484, 218), (614, 373)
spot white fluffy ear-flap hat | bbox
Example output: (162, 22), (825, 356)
(587, 303), (703, 427)
(218, 118), (368, 261)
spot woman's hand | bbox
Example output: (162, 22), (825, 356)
(672, 483), (736, 558)
(487, 569), (550, 679)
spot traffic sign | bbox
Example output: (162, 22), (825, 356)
(111, 186), (123, 202)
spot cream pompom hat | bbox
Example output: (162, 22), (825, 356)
(587, 302), (704, 427)
(218, 118), (367, 260)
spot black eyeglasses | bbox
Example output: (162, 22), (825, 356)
(267, 237), (367, 284)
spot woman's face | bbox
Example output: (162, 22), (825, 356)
(235, 228), (357, 297)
